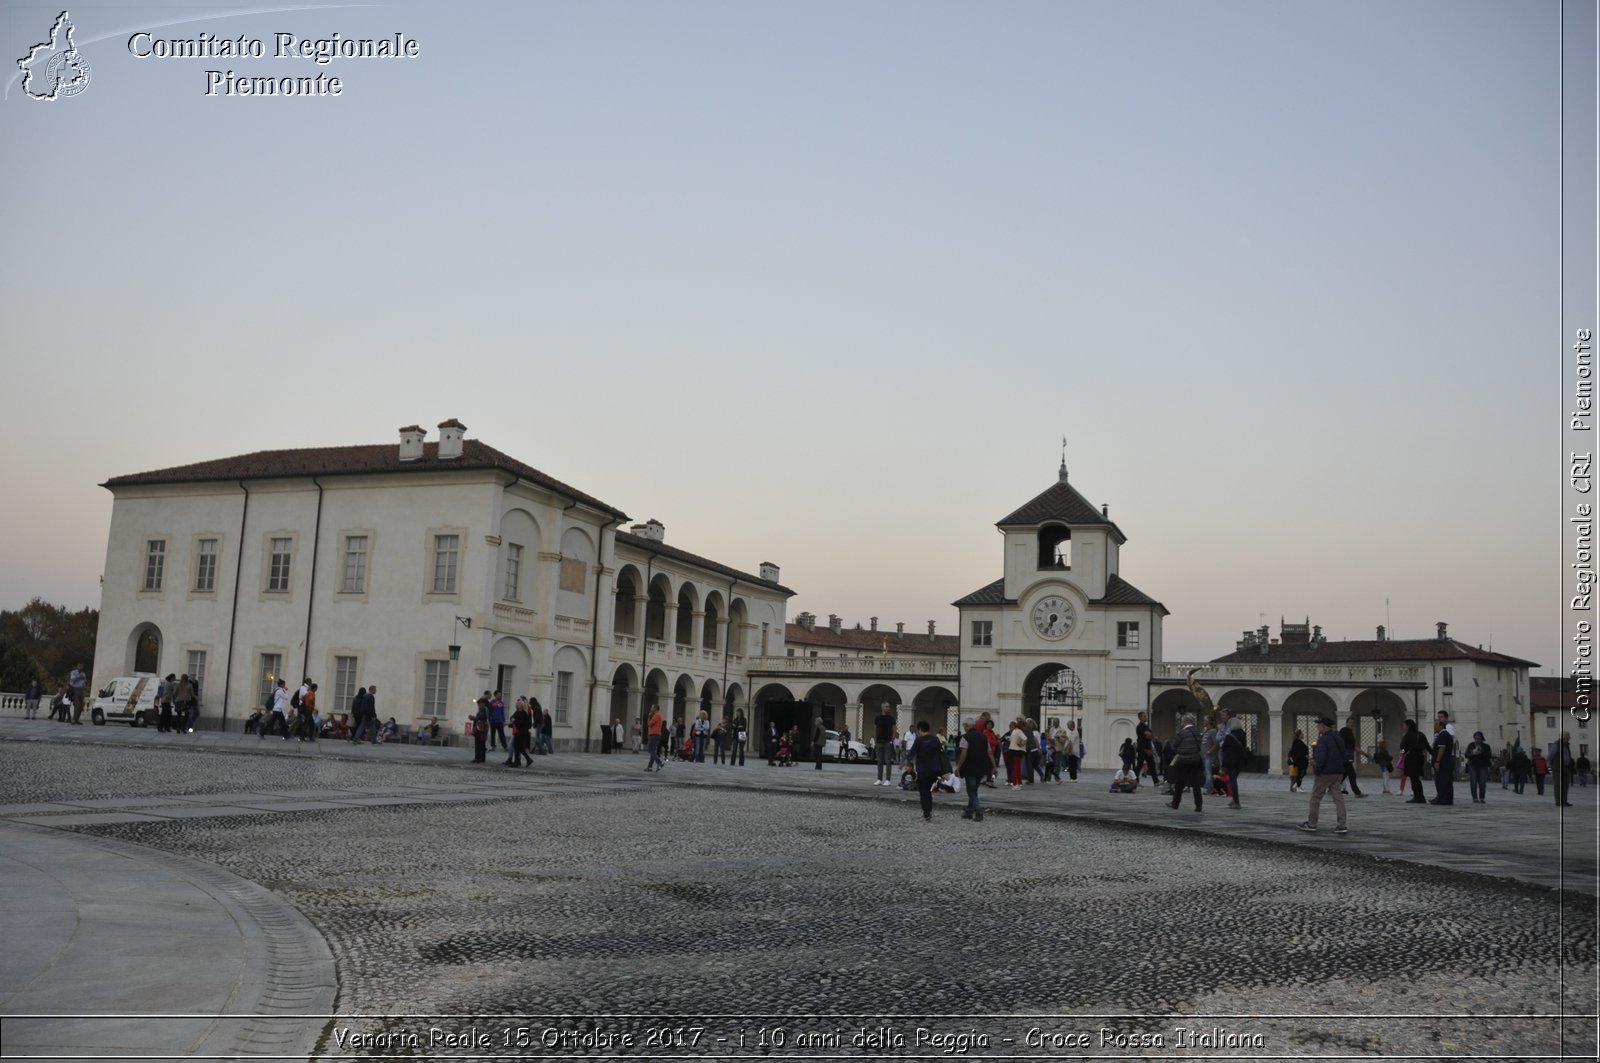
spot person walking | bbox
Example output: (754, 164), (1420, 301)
(1287, 729), (1309, 793)
(1510, 746), (1531, 794)
(1464, 731), (1493, 804)
(157, 674), (176, 733)
(1298, 716), (1350, 834)
(1167, 713), (1205, 812)
(1338, 716), (1365, 797)
(1400, 718), (1430, 803)
(812, 716), (826, 771)
(907, 721), (945, 822)
(1135, 711), (1161, 786)
(645, 704), (665, 772)
(956, 718), (992, 821)
(1429, 717), (1456, 805)
(23, 679), (41, 720)
(348, 687), (374, 744)
(510, 698), (534, 767)
(1549, 732), (1576, 807)
(1063, 719), (1082, 780)
(259, 679), (291, 740)
(1532, 749), (1549, 796)
(1006, 720), (1029, 787)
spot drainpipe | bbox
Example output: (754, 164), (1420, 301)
(721, 577), (736, 712)
(639, 554), (655, 719)
(584, 514), (619, 754)
(300, 477), (325, 684)
(220, 480), (251, 729)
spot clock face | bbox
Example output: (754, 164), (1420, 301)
(1031, 595), (1075, 640)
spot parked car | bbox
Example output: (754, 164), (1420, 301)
(821, 729), (869, 762)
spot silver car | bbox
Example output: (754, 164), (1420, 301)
(821, 729), (870, 762)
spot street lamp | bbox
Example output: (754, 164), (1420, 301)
(448, 615), (471, 661)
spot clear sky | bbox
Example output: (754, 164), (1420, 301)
(0, 0), (1567, 669)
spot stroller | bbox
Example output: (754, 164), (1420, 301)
(776, 735), (795, 766)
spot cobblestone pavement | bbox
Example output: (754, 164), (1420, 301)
(1, 738), (1595, 1061)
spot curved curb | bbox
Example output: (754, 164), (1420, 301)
(0, 821), (335, 1059)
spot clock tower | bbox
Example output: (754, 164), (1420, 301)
(953, 461), (1168, 769)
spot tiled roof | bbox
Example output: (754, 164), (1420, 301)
(615, 531), (794, 596)
(997, 479), (1126, 540)
(952, 574), (1167, 612)
(1212, 639), (1539, 668)
(953, 578), (1007, 608)
(1530, 677), (1593, 709)
(103, 440), (631, 520)
(786, 623), (959, 656)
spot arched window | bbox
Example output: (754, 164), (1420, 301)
(1037, 524), (1071, 569)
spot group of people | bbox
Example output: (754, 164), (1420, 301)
(153, 673), (200, 733)
(1116, 708), (1249, 809)
(22, 665), (88, 724)
(469, 691), (552, 766)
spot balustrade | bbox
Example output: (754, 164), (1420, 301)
(1155, 661), (1424, 685)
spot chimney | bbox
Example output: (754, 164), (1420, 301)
(927, 620), (936, 639)
(1311, 625), (1323, 647)
(1101, 504), (1109, 517)
(1376, 625), (1386, 642)
(629, 519), (665, 542)
(870, 617), (878, 632)
(398, 425), (426, 462)
(437, 418), (466, 461)
(896, 622), (904, 637)
(828, 614), (842, 635)
(759, 562), (779, 583)
(1436, 621), (1449, 641)
(796, 611), (815, 632)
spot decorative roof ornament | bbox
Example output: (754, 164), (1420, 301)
(1059, 435), (1069, 483)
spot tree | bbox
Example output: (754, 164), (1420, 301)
(0, 598), (97, 691)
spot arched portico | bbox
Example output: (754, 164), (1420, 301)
(610, 663), (638, 734)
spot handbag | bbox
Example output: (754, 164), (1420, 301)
(1288, 764), (1299, 780)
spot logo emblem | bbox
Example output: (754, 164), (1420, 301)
(18, 11), (91, 101)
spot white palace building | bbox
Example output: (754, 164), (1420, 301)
(92, 424), (1540, 767)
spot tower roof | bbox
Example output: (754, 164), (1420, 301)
(997, 479), (1126, 541)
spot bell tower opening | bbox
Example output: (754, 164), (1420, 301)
(1037, 524), (1071, 569)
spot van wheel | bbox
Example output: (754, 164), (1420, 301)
(132, 712), (149, 728)
(91, 708), (105, 726)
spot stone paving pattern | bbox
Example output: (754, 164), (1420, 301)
(0, 720), (1596, 1061)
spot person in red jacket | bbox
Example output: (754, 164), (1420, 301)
(645, 704), (665, 772)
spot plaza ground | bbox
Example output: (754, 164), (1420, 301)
(0, 717), (1594, 1061)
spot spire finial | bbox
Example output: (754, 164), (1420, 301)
(1058, 435), (1069, 483)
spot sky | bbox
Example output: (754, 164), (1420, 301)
(0, 0), (1578, 671)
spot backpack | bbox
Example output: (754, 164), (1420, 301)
(290, 689), (302, 710)
(263, 690), (275, 711)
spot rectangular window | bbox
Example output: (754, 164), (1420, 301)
(971, 620), (993, 647)
(144, 540), (166, 591)
(342, 536), (368, 594)
(194, 539), (217, 592)
(1442, 666), (1453, 688)
(423, 660), (450, 716)
(555, 671), (572, 724)
(560, 558), (586, 593)
(186, 650), (207, 700)
(333, 656), (358, 711)
(268, 538), (292, 592)
(259, 653), (282, 707)
(432, 535), (459, 594)
(1117, 622), (1141, 649)
(504, 543), (523, 601)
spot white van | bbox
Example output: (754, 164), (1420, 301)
(89, 673), (160, 727)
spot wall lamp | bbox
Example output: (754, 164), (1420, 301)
(448, 615), (472, 661)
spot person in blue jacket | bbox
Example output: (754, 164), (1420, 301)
(1298, 716), (1349, 834)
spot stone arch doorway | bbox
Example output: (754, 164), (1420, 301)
(1352, 688), (1409, 774)
(1283, 689), (1339, 771)
(610, 664), (638, 739)
(1022, 662), (1079, 727)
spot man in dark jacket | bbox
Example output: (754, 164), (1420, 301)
(956, 718), (993, 821)
(1550, 732), (1576, 807)
(1338, 716), (1364, 797)
(812, 717), (826, 771)
(1167, 713), (1205, 812)
(1298, 716), (1349, 833)
(908, 721), (945, 821)
(872, 702), (897, 785)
